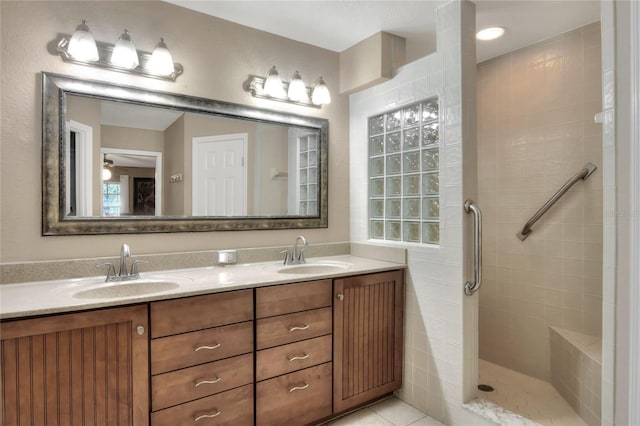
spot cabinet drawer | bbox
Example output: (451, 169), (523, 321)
(151, 321), (253, 374)
(152, 353), (253, 411)
(256, 362), (332, 426)
(151, 289), (253, 338)
(151, 383), (253, 426)
(256, 279), (332, 318)
(256, 335), (332, 381)
(256, 307), (332, 350)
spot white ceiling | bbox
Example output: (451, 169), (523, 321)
(100, 100), (182, 168)
(101, 100), (183, 131)
(164, 0), (600, 63)
(106, 153), (157, 168)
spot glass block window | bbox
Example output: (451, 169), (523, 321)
(103, 182), (121, 216)
(298, 133), (319, 215)
(368, 98), (440, 244)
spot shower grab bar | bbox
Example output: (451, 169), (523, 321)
(517, 162), (597, 241)
(464, 200), (482, 296)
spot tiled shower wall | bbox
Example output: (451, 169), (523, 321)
(550, 327), (602, 426)
(351, 2), (486, 424)
(476, 22), (603, 381)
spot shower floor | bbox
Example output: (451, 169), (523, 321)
(478, 359), (586, 426)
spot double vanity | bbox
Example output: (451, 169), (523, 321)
(0, 254), (405, 425)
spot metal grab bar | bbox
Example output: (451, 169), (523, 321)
(464, 200), (482, 296)
(517, 163), (597, 241)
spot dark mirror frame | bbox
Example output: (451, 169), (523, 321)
(42, 72), (329, 235)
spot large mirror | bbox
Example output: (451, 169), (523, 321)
(42, 72), (328, 235)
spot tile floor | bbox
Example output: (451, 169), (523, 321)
(327, 397), (443, 426)
(478, 359), (587, 426)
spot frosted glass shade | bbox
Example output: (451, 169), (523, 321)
(311, 77), (331, 105)
(67, 20), (99, 62)
(147, 38), (175, 76)
(111, 30), (139, 69)
(287, 71), (307, 102)
(263, 66), (286, 98)
(102, 167), (112, 181)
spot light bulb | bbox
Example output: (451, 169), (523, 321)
(476, 27), (505, 41)
(263, 66), (286, 98)
(311, 77), (331, 105)
(110, 29), (139, 69)
(67, 20), (99, 62)
(148, 38), (175, 76)
(287, 71), (307, 102)
(102, 167), (112, 181)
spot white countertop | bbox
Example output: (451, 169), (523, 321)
(0, 255), (404, 320)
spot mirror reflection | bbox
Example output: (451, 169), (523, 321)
(65, 96), (321, 219)
(42, 72), (328, 234)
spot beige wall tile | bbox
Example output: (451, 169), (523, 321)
(477, 23), (603, 382)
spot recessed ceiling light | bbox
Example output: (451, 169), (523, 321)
(476, 27), (505, 41)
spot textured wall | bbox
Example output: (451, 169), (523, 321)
(476, 22), (603, 381)
(0, 1), (348, 263)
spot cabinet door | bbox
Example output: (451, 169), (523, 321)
(0, 305), (149, 426)
(333, 270), (404, 413)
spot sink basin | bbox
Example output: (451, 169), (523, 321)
(73, 281), (180, 299)
(276, 263), (349, 275)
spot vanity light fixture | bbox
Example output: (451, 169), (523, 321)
(67, 20), (99, 62)
(311, 77), (331, 106)
(55, 21), (183, 81)
(147, 38), (175, 76)
(246, 67), (331, 108)
(263, 66), (287, 98)
(476, 26), (505, 41)
(287, 71), (308, 102)
(110, 29), (139, 69)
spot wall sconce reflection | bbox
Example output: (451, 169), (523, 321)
(55, 20), (183, 81)
(246, 66), (331, 108)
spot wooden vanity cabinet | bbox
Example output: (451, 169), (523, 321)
(0, 268), (405, 426)
(149, 289), (254, 426)
(333, 270), (405, 413)
(0, 305), (149, 426)
(255, 279), (333, 426)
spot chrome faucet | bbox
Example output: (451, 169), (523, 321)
(293, 235), (307, 264)
(281, 235), (308, 265)
(97, 243), (146, 282)
(119, 243), (131, 277)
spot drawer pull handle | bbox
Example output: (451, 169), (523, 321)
(288, 353), (310, 362)
(288, 325), (310, 332)
(289, 383), (310, 393)
(194, 410), (221, 422)
(194, 343), (221, 352)
(194, 377), (221, 387)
